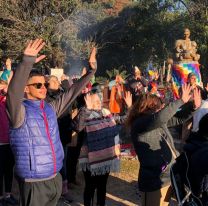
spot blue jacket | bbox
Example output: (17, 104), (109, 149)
(10, 100), (64, 179)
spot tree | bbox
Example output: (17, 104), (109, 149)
(1, 0), (208, 79)
(173, 0), (208, 81)
(0, 0), (79, 67)
(87, 1), (186, 74)
(0, 0), (110, 73)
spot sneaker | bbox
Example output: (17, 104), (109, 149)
(63, 199), (72, 206)
(58, 198), (71, 206)
(4, 195), (18, 206)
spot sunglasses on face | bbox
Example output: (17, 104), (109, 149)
(27, 82), (49, 89)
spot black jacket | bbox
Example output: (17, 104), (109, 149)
(183, 133), (208, 196)
(46, 80), (73, 146)
(131, 100), (194, 192)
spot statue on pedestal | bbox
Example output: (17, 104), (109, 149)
(175, 28), (200, 62)
(171, 28), (202, 99)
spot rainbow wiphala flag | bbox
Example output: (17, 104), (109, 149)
(172, 63), (201, 99)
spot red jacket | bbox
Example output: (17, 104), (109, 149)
(0, 95), (9, 143)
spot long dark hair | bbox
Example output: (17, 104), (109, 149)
(126, 93), (163, 128)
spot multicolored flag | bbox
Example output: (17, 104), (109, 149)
(172, 63), (201, 99)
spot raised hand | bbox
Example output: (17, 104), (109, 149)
(193, 88), (201, 109)
(124, 91), (132, 108)
(84, 93), (93, 110)
(89, 47), (97, 70)
(181, 84), (192, 103)
(24, 39), (46, 63)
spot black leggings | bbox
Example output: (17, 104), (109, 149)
(0, 145), (14, 196)
(83, 170), (109, 206)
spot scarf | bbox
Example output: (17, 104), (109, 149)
(79, 108), (120, 175)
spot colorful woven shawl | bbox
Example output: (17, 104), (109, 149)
(79, 108), (121, 175)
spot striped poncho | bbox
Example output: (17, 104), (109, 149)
(78, 108), (121, 175)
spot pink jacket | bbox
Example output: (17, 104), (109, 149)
(0, 95), (9, 143)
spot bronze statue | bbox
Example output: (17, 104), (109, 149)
(175, 28), (200, 62)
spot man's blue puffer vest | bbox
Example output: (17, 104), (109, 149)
(10, 100), (64, 179)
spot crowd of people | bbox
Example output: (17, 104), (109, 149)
(1, 38), (208, 206)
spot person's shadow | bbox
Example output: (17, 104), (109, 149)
(106, 175), (139, 205)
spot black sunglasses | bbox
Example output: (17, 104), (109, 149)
(27, 82), (49, 89)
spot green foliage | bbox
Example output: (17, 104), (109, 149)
(0, 0), (80, 67)
(106, 68), (128, 80)
(57, 3), (107, 61)
(95, 76), (108, 84)
(0, 0), (208, 80)
(96, 67), (128, 84)
(91, 0), (208, 78)
(0, 0), (108, 70)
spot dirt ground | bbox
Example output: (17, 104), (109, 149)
(58, 159), (140, 206)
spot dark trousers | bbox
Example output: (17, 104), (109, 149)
(60, 146), (67, 181)
(66, 134), (84, 183)
(66, 146), (80, 183)
(83, 170), (109, 206)
(0, 144), (14, 196)
(17, 173), (62, 206)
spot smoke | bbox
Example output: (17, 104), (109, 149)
(56, 7), (106, 75)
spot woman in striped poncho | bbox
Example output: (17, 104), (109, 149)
(73, 84), (132, 206)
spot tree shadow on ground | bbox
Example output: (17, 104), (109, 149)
(65, 170), (139, 206)
(107, 175), (139, 205)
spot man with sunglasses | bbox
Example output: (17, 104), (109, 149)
(6, 39), (97, 206)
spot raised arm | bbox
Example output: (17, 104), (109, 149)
(133, 84), (193, 132)
(154, 84), (193, 127)
(50, 47), (97, 118)
(6, 39), (46, 128)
